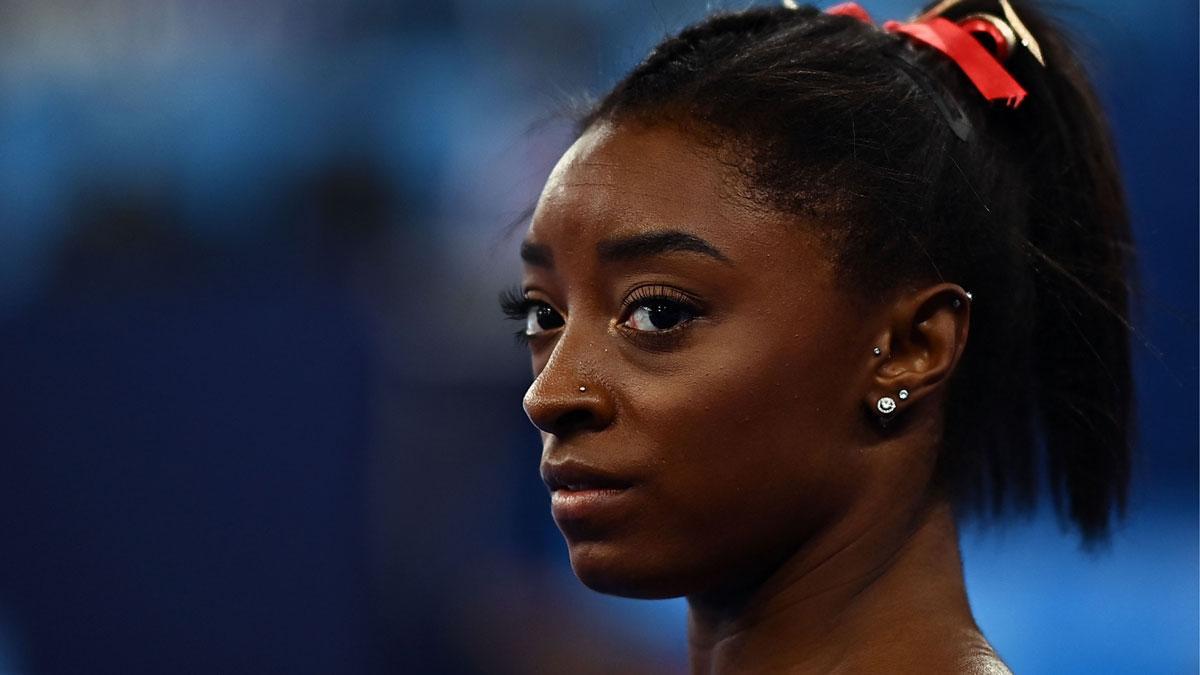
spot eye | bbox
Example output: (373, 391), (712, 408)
(625, 299), (694, 331)
(525, 302), (565, 336)
(619, 285), (700, 334)
(499, 284), (563, 346)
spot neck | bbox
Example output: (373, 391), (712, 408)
(686, 499), (992, 674)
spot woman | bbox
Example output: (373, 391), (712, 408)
(500, 0), (1134, 671)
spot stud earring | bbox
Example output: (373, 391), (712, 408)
(898, 389), (909, 400)
(579, 386), (587, 392)
(873, 347), (883, 356)
(876, 396), (897, 414)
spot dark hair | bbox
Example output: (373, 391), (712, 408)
(578, 0), (1136, 543)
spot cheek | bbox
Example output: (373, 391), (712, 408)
(573, 321), (864, 598)
(670, 346), (850, 522)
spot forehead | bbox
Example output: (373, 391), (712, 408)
(525, 120), (789, 262)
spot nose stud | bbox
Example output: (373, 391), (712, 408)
(579, 386), (587, 392)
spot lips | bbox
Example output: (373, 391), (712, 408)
(540, 459), (637, 527)
(540, 458), (634, 493)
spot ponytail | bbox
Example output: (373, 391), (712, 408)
(969, 0), (1136, 541)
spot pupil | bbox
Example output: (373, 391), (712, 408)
(648, 302), (682, 329)
(536, 305), (563, 330)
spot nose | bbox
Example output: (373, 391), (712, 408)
(522, 335), (615, 438)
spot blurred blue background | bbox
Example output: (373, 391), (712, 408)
(0, 1), (1194, 673)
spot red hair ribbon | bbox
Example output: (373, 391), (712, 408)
(825, 2), (1027, 107)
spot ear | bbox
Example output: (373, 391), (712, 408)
(868, 283), (972, 415)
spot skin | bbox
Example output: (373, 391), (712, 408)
(516, 118), (1010, 674)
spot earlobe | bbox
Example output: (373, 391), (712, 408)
(867, 283), (971, 416)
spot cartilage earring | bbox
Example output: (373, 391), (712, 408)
(876, 396), (897, 414)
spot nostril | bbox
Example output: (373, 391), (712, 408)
(551, 408), (594, 435)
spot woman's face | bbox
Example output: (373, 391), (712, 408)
(519, 120), (888, 600)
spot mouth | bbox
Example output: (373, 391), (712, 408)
(541, 458), (636, 524)
(541, 458), (634, 493)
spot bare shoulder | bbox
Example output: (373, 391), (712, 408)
(957, 647), (1014, 674)
(949, 632), (1014, 675)
(828, 627), (1014, 674)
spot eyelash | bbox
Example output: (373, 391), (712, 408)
(497, 283), (703, 348)
(498, 285), (540, 347)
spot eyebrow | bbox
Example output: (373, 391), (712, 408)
(519, 240), (555, 269)
(520, 229), (732, 270)
(598, 230), (732, 266)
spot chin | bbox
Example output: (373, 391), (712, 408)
(566, 539), (695, 599)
